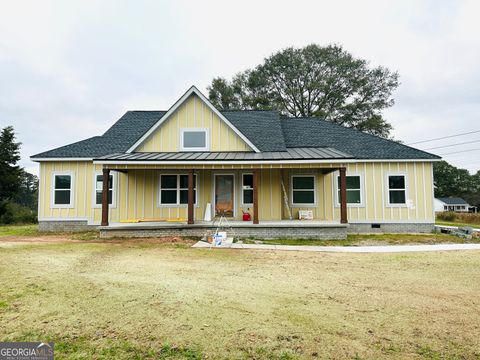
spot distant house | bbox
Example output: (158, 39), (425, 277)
(31, 86), (441, 238)
(434, 197), (476, 213)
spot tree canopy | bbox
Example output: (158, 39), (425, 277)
(208, 44), (399, 138)
(0, 126), (22, 201)
(434, 161), (480, 209)
(0, 126), (38, 223)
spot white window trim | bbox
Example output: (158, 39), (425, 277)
(334, 172), (365, 208)
(158, 173), (199, 207)
(92, 172), (117, 209)
(290, 174), (317, 207)
(241, 172), (253, 206)
(179, 128), (210, 152)
(51, 171), (75, 209)
(385, 172), (409, 207)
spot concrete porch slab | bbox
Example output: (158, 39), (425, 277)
(99, 220), (349, 239)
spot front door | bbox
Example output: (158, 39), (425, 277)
(214, 174), (234, 217)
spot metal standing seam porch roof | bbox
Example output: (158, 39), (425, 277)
(94, 147), (354, 162)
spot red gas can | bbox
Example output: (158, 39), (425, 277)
(242, 211), (251, 221)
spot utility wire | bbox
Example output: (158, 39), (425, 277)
(454, 162), (480, 167)
(438, 148), (480, 156)
(422, 139), (480, 150)
(407, 130), (480, 145)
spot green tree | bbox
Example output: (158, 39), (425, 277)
(433, 161), (480, 208)
(0, 126), (39, 223)
(0, 126), (22, 202)
(208, 44), (399, 138)
(15, 171), (38, 210)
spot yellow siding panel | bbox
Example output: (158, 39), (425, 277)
(136, 94), (253, 152)
(37, 161), (436, 224)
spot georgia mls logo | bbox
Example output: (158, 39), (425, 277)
(0, 342), (54, 360)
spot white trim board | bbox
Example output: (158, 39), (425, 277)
(31, 158), (93, 162)
(126, 86), (260, 153)
(94, 159), (355, 166)
(361, 159), (441, 163)
(350, 220), (434, 224)
(38, 217), (99, 226)
(94, 158), (440, 166)
(32, 157), (441, 164)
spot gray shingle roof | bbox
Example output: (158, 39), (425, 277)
(222, 111), (286, 151)
(437, 197), (469, 205)
(31, 109), (440, 161)
(97, 147), (352, 162)
(281, 117), (440, 160)
(31, 111), (165, 158)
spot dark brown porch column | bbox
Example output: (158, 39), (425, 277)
(339, 167), (348, 224)
(253, 169), (259, 224)
(187, 169), (194, 224)
(101, 168), (110, 226)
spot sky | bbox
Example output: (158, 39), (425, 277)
(1, 0), (479, 176)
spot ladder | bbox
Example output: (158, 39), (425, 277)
(210, 211), (235, 246)
(281, 177), (293, 220)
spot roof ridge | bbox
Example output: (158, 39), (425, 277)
(126, 110), (167, 113)
(221, 109), (279, 113)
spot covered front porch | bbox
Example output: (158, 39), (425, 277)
(99, 219), (349, 239)
(94, 156), (352, 238)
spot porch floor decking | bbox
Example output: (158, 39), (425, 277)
(100, 220), (348, 230)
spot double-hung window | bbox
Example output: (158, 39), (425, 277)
(336, 175), (362, 205)
(387, 175), (407, 205)
(242, 174), (253, 205)
(291, 175), (315, 205)
(94, 173), (114, 207)
(160, 174), (197, 205)
(180, 129), (209, 151)
(52, 173), (74, 207)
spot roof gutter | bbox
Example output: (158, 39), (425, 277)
(30, 157), (94, 162)
(93, 159), (356, 165)
(93, 158), (441, 165)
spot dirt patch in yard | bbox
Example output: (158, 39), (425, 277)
(0, 234), (195, 246)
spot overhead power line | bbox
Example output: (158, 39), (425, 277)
(422, 139), (480, 150)
(454, 161), (480, 167)
(438, 148), (480, 156)
(407, 130), (480, 145)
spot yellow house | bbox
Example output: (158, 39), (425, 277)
(31, 86), (440, 239)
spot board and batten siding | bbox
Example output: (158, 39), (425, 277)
(38, 161), (435, 224)
(135, 94), (253, 153)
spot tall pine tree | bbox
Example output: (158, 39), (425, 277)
(0, 126), (23, 218)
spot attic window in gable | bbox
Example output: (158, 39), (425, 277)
(180, 128), (209, 151)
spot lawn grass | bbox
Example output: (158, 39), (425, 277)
(0, 240), (479, 359)
(0, 224), (39, 237)
(0, 224), (101, 241)
(242, 232), (478, 246)
(436, 220), (480, 228)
